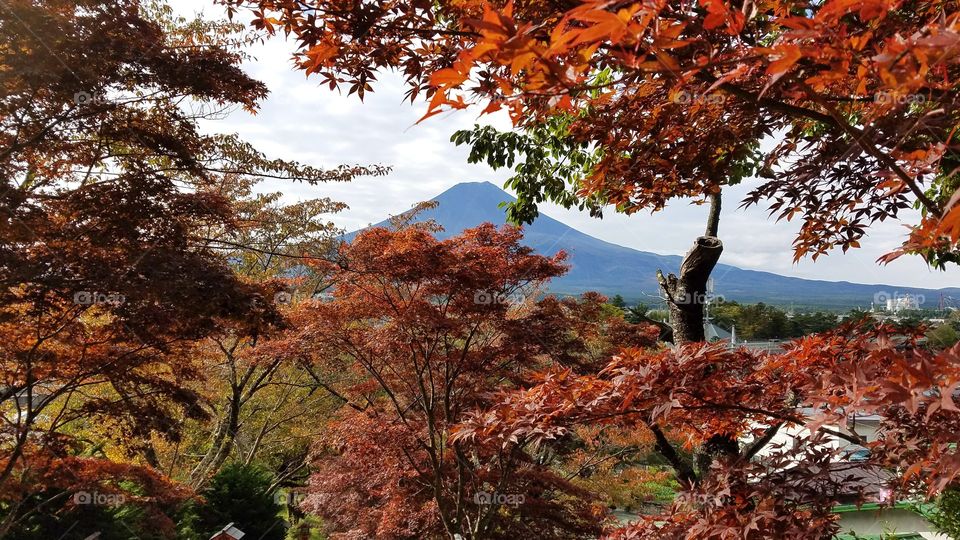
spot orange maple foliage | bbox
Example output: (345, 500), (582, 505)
(261, 224), (658, 539)
(0, 1), (312, 535)
(455, 321), (960, 538)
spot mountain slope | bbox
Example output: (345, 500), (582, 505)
(350, 182), (960, 309)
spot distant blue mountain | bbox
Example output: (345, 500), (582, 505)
(349, 181), (960, 309)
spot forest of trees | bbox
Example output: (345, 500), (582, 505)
(611, 295), (845, 341)
(2, 0), (960, 539)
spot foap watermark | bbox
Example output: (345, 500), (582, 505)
(875, 92), (926, 106)
(274, 291), (294, 305)
(474, 490), (525, 507)
(673, 291), (724, 305)
(73, 490), (125, 506)
(73, 91), (108, 106)
(873, 291), (925, 311)
(671, 90), (727, 105)
(73, 291), (125, 306)
(274, 490), (308, 506)
(473, 290), (526, 305)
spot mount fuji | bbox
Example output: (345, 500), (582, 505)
(349, 181), (959, 309)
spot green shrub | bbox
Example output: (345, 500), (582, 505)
(930, 485), (960, 538)
(182, 463), (287, 540)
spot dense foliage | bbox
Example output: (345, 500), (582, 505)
(709, 301), (840, 340)
(457, 322), (960, 538)
(262, 224), (660, 539)
(221, 0), (960, 536)
(0, 0), (381, 535)
(929, 484), (960, 538)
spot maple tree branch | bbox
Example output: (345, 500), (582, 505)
(677, 396), (869, 448)
(0, 106), (86, 163)
(819, 426), (868, 448)
(369, 23), (480, 39)
(198, 237), (334, 261)
(743, 422), (783, 461)
(798, 81), (941, 217)
(705, 190), (722, 237)
(711, 75), (941, 217)
(709, 79), (836, 126)
(301, 363), (367, 412)
(646, 422), (696, 484)
(266, 458), (309, 495)
(562, 444), (644, 481)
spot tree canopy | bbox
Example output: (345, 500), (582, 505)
(0, 1), (382, 535)
(228, 0), (960, 267)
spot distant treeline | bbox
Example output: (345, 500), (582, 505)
(610, 294), (960, 345)
(707, 300), (841, 340)
(610, 295), (845, 341)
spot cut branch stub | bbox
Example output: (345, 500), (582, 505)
(658, 236), (723, 346)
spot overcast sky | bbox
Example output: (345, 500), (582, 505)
(178, 3), (959, 290)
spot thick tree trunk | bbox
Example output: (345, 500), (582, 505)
(657, 236), (723, 346)
(189, 390), (240, 489)
(656, 191), (737, 478)
(657, 191), (723, 346)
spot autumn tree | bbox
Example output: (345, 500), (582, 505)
(262, 224), (662, 539)
(170, 174), (359, 491)
(0, 1), (383, 535)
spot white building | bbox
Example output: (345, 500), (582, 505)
(885, 294), (924, 312)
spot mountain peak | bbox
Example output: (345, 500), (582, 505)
(438, 180), (503, 191)
(421, 182), (518, 231)
(352, 182), (959, 307)
(433, 181), (517, 204)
